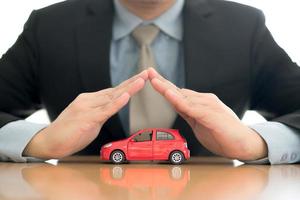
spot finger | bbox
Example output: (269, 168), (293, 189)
(72, 71), (146, 109)
(181, 92), (237, 118)
(180, 89), (225, 108)
(181, 89), (219, 100)
(164, 89), (206, 120)
(181, 88), (205, 97)
(70, 92), (111, 111)
(93, 77), (146, 108)
(150, 78), (168, 94)
(116, 70), (148, 89)
(114, 77), (145, 98)
(80, 77), (145, 109)
(183, 96), (213, 107)
(84, 89), (115, 108)
(110, 69), (148, 98)
(89, 70), (148, 98)
(148, 67), (161, 80)
(126, 78), (146, 96)
(94, 92), (130, 122)
(164, 89), (190, 113)
(148, 67), (168, 81)
(151, 78), (183, 98)
(148, 68), (179, 90)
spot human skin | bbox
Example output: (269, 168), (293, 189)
(23, 1), (267, 161)
(148, 68), (267, 161)
(119, 0), (176, 20)
(24, 68), (267, 161)
(23, 71), (148, 159)
(23, 0), (177, 159)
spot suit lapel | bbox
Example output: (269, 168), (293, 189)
(76, 0), (217, 142)
(172, 0), (218, 155)
(183, 0), (215, 92)
(173, 0), (215, 130)
(76, 0), (113, 92)
(76, 0), (126, 139)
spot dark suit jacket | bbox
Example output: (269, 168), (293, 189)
(1, 0), (300, 155)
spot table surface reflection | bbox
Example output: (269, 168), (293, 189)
(0, 156), (300, 200)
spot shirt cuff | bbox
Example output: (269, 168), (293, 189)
(0, 120), (48, 162)
(248, 122), (300, 165)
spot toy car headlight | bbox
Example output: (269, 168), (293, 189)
(184, 143), (188, 148)
(104, 143), (112, 148)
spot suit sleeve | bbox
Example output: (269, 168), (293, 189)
(249, 11), (300, 164)
(0, 11), (49, 162)
(0, 10), (41, 127)
(250, 122), (300, 164)
(250, 10), (300, 130)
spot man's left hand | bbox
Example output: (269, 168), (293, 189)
(148, 68), (268, 161)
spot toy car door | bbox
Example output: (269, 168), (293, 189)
(127, 130), (153, 160)
(153, 130), (176, 160)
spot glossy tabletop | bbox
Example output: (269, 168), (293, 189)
(0, 156), (299, 200)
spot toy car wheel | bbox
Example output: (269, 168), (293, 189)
(110, 150), (125, 164)
(112, 166), (124, 179)
(169, 151), (184, 165)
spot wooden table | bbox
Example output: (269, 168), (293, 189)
(0, 156), (299, 200)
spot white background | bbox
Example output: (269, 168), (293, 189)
(0, 0), (299, 124)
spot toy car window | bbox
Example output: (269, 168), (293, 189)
(156, 131), (174, 140)
(133, 131), (153, 142)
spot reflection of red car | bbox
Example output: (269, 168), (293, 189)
(100, 128), (190, 164)
(99, 165), (190, 199)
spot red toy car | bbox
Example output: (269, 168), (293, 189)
(100, 128), (190, 165)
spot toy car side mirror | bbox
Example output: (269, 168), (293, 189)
(130, 138), (136, 142)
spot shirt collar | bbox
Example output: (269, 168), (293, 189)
(113, 0), (184, 41)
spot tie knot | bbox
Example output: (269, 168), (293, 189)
(132, 25), (159, 46)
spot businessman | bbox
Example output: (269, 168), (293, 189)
(0, 0), (300, 164)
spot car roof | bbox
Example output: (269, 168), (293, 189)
(129, 128), (181, 138)
(153, 128), (178, 132)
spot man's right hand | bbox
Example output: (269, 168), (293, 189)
(23, 70), (148, 159)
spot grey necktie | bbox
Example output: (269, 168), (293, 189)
(129, 25), (177, 133)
